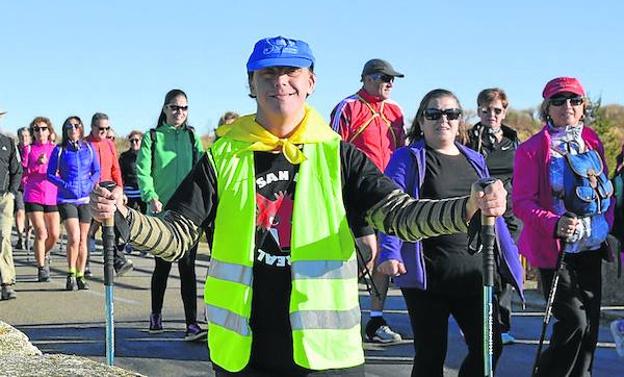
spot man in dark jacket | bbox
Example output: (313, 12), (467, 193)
(0, 108), (24, 300)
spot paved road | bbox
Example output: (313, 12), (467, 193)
(2, 237), (623, 376)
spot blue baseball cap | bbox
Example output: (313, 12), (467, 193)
(246, 36), (315, 72)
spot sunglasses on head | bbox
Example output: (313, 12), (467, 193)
(33, 126), (48, 132)
(168, 104), (189, 112)
(369, 73), (394, 83)
(549, 95), (584, 107)
(65, 123), (81, 130)
(423, 108), (462, 121)
(480, 107), (504, 116)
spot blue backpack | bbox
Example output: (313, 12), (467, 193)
(560, 146), (613, 217)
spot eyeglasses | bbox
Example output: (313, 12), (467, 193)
(423, 108), (462, 121)
(480, 107), (504, 116)
(550, 96), (584, 107)
(369, 73), (394, 83)
(167, 105), (189, 112)
(129, 138), (140, 143)
(64, 123), (81, 130)
(107, 136), (115, 140)
(98, 127), (111, 131)
(33, 126), (48, 132)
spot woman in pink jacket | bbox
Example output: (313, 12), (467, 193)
(23, 117), (59, 282)
(513, 77), (613, 377)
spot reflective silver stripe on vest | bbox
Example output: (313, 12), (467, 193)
(209, 260), (253, 287)
(290, 306), (361, 330)
(291, 259), (357, 280)
(205, 304), (250, 336)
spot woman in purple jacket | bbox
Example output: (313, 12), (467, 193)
(378, 89), (523, 377)
(47, 116), (100, 291)
(23, 117), (59, 282)
(513, 77), (613, 377)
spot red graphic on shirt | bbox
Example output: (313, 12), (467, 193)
(256, 191), (293, 248)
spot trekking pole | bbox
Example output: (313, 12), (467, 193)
(99, 181), (117, 366)
(478, 177), (497, 377)
(355, 245), (381, 298)
(531, 212), (577, 377)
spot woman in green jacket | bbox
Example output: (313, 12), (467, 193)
(136, 88), (206, 341)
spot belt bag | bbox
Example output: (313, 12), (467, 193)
(562, 148), (613, 216)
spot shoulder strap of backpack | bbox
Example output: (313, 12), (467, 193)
(186, 126), (199, 165)
(149, 128), (157, 172)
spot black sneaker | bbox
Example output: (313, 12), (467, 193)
(184, 323), (208, 342)
(76, 277), (89, 290)
(1, 284), (17, 300)
(149, 313), (164, 333)
(65, 275), (77, 291)
(37, 266), (50, 282)
(15, 239), (24, 250)
(114, 259), (134, 277)
(84, 263), (93, 278)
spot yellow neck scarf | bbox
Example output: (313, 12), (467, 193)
(216, 105), (337, 164)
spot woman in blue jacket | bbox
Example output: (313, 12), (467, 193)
(47, 116), (100, 291)
(378, 89), (523, 377)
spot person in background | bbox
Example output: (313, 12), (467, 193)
(15, 127), (32, 251)
(106, 128), (116, 142)
(330, 58), (406, 343)
(513, 77), (613, 376)
(85, 113), (132, 276)
(378, 88), (523, 376)
(467, 88), (521, 345)
(119, 130), (146, 214)
(47, 116), (100, 291)
(22, 117), (59, 282)
(136, 89), (206, 341)
(89, 36), (509, 377)
(0, 107), (23, 300)
(218, 111), (239, 126)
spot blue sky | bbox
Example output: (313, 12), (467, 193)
(1, 1), (623, 137)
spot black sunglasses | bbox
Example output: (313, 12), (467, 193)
(98, 126), (111, 131)
(65, 123), (81, 130)
(168, 105), (189, 112)
(33, 126), (48, 132)
(129, 138), (141, 143)
(423, 108), (462, 121)
(550, 96), (584, 107)
(369, 73), (394, 83)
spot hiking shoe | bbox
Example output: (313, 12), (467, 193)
(184, 323), (207, 342)
(365, 317), (402, 343)
(611, 320), (624, 357)
(84, 263), (93, 278)
(501, 332), (516, 345)
(38, 266), (50, 282)
(114, 259), (134, 276)
(76, 277), (89, 290)
(65, 275), (77, 291)
(149, 313), (164, 333)
(1, 284), (17, 300)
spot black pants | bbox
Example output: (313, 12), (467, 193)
(151, 243), (199, 326)
(536, 251), (602, 377)
(213, 364), (364, 377)
(497, 282), (513, 333)
(401, 288), (502, 377)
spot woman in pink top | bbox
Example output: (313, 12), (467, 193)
(23, 117), (59, 282)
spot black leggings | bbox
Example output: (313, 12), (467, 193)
(535, 251), (602, 377)
(151, 243), (199, 325)
(401, 288), (502, 377)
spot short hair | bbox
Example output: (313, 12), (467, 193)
(247, 65), (315, 98)
(407, 89), (467, 144)
(28, 116), (55, 142)
(218, 112), (240, 126)
(477, 88), (509, 109)
(91, 112), (109, 128)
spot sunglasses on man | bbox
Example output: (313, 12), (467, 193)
(369, 73), (394, 83)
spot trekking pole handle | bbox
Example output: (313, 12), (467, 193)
(99, 181), (117, 287)
(478, 177), (498, 226)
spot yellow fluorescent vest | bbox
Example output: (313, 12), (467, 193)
(205, 132), (363, 372)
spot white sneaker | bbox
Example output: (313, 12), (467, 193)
(610, 320), (624, 357)
(368, 325), (402, 344)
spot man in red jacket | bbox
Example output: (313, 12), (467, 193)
(85, 112), (133, 276)
(330, 59), (406, 343)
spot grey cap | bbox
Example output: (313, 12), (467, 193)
(361, 58), (404, 78)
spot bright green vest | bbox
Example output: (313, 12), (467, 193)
(205, 135), (363, 372)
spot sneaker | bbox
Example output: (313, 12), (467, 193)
(38, 266), (50, 282)
(501, 332), (516, 345)
(610, 320), (624, 357)
(1, 284), (17, 300)
(15, 239), (24, 250)
(365, 317), (402, 343)
(114, 259), (134, 276)
(149, 313), (164, 333)
(65, 275), (77, 291)
(76, 277), (89, 290)
(184, 323), (208, 342)
(84, 264), (93, 278)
